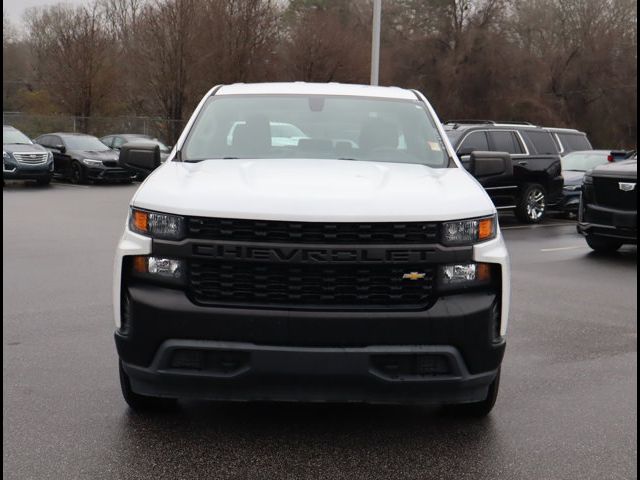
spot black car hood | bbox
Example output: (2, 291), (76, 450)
(69, 149), (119, 161)
(589, 160), (637, 180)
(3, 143), (49, 154)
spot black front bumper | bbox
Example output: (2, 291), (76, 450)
(115, 285), (505, 404)
(578, 203), (637, 242)
(86, 166), (134, 181)
(3, 163), (52, 180)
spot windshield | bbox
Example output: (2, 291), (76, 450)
(183, 95), (450, 168)
(64, 136), (109, 151)
(3, 129), (33, 145)
(561, 151), (609, 171)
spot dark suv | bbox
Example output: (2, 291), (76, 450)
(578, 159), (637, 252)
(444, 121), (563, 223)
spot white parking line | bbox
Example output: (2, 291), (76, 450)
(52, 183), (90, 189)
(540, 245), (586, 252)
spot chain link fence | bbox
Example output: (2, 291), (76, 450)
(2, 112), (185, 144)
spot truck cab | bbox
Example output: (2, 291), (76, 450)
(113, 83), (511, 417)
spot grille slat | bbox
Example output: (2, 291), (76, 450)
(188, 261), (434, 309)
(13, 152), (48, 165)
(594, 177), (637, 211)
(187, 217), (439, 244)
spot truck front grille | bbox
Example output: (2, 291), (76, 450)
(594, 177), (637, 211)
(13, 152), (48, 165)
(187, 217), (439, 244)
(188, 261), (435, 309)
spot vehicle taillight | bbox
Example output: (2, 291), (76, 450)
(607, 154), (614, 162)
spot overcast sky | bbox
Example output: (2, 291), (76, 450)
(4, 0), (87, 29)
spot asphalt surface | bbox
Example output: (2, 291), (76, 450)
(3, 180), (637, 480)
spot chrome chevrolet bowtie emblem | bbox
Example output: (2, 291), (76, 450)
(619, 182), (636, 192)
(402, 272), (426, 281)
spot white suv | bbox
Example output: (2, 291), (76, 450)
(114, 82), (511, 416)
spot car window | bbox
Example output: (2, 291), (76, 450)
(187, 95), (450, 168)
(558, 133), (592, 152)
(561, 152), (609, 172)
(101, 136), (113, 148)
(3, 128), (33, 145)
(488, 131), (524, 154)
(62, 135), (109, 151)
(523, 130), (558, 155)
(113, 137), (126, 148)
(457, 131), (489, 154)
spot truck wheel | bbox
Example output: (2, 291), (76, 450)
(70, 161), (87, 184)
(585, 235), (623, 253)
(515, 184), (546, 223)
(36, 176), (51, 186)
(444, 369), (500, 417)
(119, 360), (177, 411)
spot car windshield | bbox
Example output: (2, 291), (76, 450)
(561, 151), (610, 171)
(3, 129), (33, 145)
(183, 95), (450, 168)
(64, 136), (109, 151)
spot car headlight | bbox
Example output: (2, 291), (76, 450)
(47, 151), (53, 161)
(563, 184), (581, 191)
(131, 255), (185, 285)
(3, 151), (11, 160)
(130, 208), (185, 240)
(583, 174), (593, 185)
(82, 158), (103, 167)
(441, 215), (496, 245)
(438, 262), (492, 291)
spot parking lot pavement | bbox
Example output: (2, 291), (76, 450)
(3, 181), (637, 480)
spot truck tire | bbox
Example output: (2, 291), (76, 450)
(585, 235), (623, 253)
(444, 369), (500, 417)
(515, 183), (546, 224)
(119, 360), (177, 411)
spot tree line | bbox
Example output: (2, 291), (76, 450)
(2, 0), (637, 147)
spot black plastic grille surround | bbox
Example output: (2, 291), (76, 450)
(187, 217), (439, 244)
(189, 261), (435, 309)
(594, 177), (637, 211)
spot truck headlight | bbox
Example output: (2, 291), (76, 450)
(82, 158), (104, 167)
(130, 208), (185, 240)
(132, 256), (185, 285)
(441, 215), (496, 245)
(438, 262), (491, 291)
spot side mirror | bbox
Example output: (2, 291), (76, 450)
(55, 144), (66, 154)
(467, 151), (513, 178)
(119, 142), (161, 174)
(457, 147), (475, 157)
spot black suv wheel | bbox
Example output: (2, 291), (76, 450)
(515, 183), (546, 224)
(585, 235), (623, 253)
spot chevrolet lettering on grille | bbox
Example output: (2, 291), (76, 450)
(192, 244), (442, 264)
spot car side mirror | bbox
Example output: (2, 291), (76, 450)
(467, 151), (513, 179)
(119, 142), (161, 174)
(55, 144), (66, 154)
(457, 147), (475, 157)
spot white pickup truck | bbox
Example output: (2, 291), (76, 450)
(113, 82), (511, 416)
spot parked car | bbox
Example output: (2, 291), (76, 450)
(114, 82), (511, 416)
(544, 127), (593, 156)
(34, 133), (135, 184)
(558, 150), (617, 215)
(578, 158), (637, 252)
(3, 125), (53, 185)
(101, 134), (171, 163)
(443, 120), (563, 223)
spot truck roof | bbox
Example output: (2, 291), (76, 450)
(216, 82), (417, 100)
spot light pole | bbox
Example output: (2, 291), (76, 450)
(370, 0), (382, 86)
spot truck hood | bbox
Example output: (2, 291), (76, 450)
(589, 160), (637, 180)
(132, 158), (495, 222)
